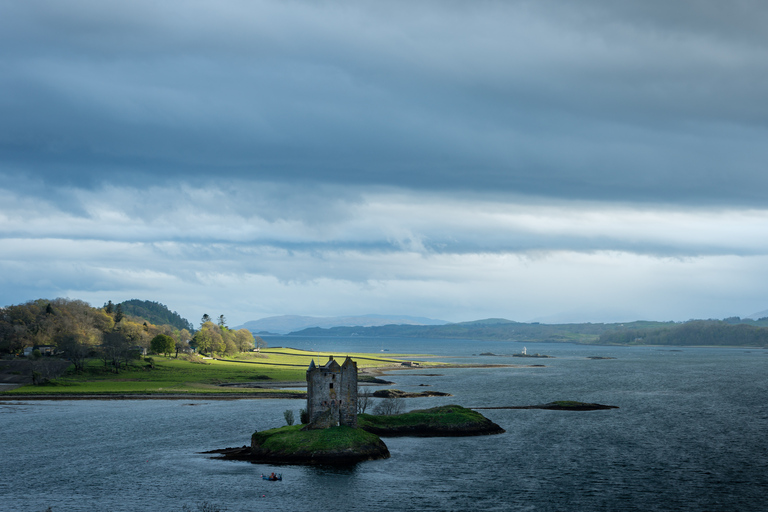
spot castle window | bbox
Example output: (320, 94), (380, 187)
(329, 383), (334, 389)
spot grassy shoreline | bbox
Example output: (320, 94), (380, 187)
(0, 348), (445, 398)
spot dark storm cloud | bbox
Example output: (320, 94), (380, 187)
(2, 0), (768, 204)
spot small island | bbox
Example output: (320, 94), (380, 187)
(249, 425), (389, 464)
(372, 389), (452, 398)
(359, 405), (505, 437)
(208, 357), (504, 464)
(476, 401), (618, 411)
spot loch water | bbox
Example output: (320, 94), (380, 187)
(2, 338), (767, 512)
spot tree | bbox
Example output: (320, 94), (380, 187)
(104, 300), (114, 314)
(114, 304), (124, 323)
(255, 336), (267, 350)
(56, 331), (97, 372)
(217, 315), (227, 328)
(283, 410), (295, 426)
(191, 322), (224, 356)
(234, 329), (255, 352)
(175, 329), (191, 357)
(150, 334), (175, 356)
(357, 387), (372, 414)
(201, 314), (211, 327)
(101, 331), (134, 372)
(373, 397), (404, 416)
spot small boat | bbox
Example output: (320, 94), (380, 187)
(261, 473), (282, 481)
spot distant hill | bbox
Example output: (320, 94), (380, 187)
(235, 314), (448, 335)
(290, 317), (768, 347)
(119, 299), (194, 332)
(291, 318), (626, 342)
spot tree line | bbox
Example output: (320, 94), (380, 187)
(191, 313), (265, 355)
(0, 298), (260, 373)
(597, 319), (768, 347)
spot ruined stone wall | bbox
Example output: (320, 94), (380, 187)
(306, 357), (358, 429)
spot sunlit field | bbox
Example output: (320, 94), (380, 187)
(1, 348), (441, 396)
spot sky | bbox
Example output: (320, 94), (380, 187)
(2, 0), (768, 326)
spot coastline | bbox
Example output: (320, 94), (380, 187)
(0, 362), (540, 401)
(0, 392), (305, 401)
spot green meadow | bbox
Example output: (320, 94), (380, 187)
(1, 348), (440, 396)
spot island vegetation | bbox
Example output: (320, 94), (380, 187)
(248, 425), (390, 464)
(358, 404), (505, 436)
(210, 405), (503, 464)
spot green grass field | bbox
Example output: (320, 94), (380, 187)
(251, 424), (382, 452)
(1, 348), (442, 396)
(358, 405), (487, 428)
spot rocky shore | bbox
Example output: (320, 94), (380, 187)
(372, 389), (452, 398)
(476, 401), (619, 411)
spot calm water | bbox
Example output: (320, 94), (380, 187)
(2, 338), (767, 511)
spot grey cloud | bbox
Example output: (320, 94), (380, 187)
(3, 181), (768, 259)
(2, 1), (768, 205)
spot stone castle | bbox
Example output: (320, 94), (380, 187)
(305, 356), (358, 429)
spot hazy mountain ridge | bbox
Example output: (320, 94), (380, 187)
(235, 314), (449, 334)
(290, 317), (768, 347)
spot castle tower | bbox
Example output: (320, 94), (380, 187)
(305, 356), (358, 429)
(339, 356), (358, 428)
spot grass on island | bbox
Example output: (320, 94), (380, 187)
(1, 348), (443, 396)
(251, 424), (382, 453)
(547, 401), (594, 408)
(358, 405), (488, 429)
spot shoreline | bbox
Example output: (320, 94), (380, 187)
(0, 392), (305, 401)
(0, 363), (540, 401)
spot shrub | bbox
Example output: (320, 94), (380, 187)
(299, 408), (309, 424)
(284, 409), (295, 426)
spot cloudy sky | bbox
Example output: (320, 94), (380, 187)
(2, 0), (767, 326)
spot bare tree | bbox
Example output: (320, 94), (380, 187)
(31, 358), (66, 385)
(373, 397), (405, 415)
(357, 387), (373, 414)
(101, 331), (133, 372)
(56, 332), (94, 372)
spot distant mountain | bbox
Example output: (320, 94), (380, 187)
(453, 318), (518, 326)
(746, 309), (768, 320)
(119, 299), (194, 332)
(528, 307), (642, 324)
(290, 318), (768, 347)
(234, 314), (449, 334)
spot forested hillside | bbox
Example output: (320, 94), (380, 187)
(598, 320), (768, 347)
(119, 299), (194, 332)
(0, 299), (255, 373)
